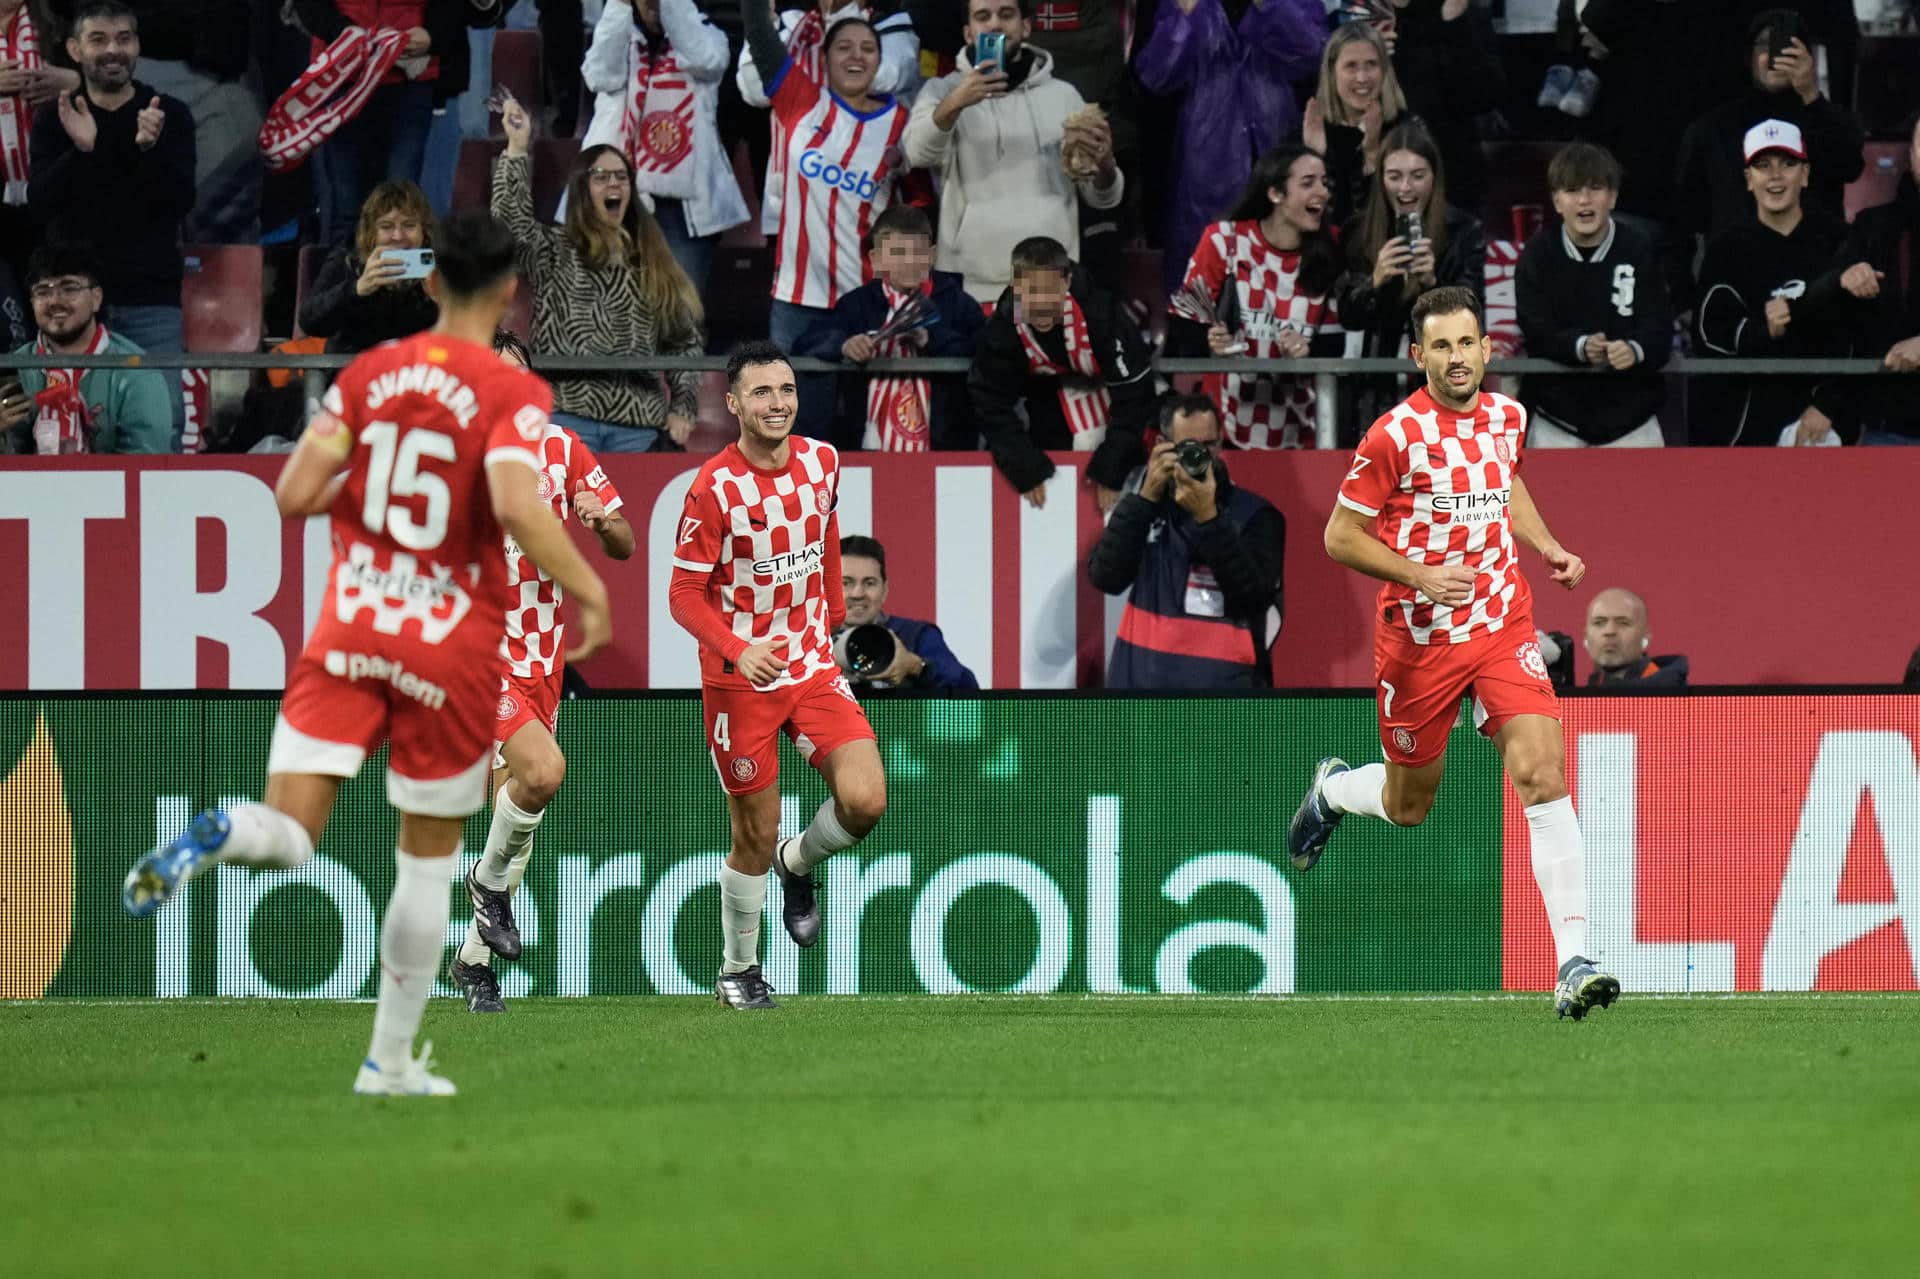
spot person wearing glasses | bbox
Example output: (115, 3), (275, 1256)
(493, 89), (705, 453)
(1085, 393), (1286, 689)
(2, 240), (171, 453)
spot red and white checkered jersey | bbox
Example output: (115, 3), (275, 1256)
(315, 333), (548, 653)
(1171, 219), (1336, 449)
(673, 438), (843, 690)
(501, 424), (623, 678)
(768, 59), (905, 309)
(1337, 387), (1535, 646)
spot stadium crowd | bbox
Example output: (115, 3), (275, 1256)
(0, 0), (1915, 467)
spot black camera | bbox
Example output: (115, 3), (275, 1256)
(834, 623), (896, 680)
(1172, 439), (1214, 480)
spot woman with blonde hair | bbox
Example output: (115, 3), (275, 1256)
(494, 93), (705, 452)
(299, 180), (440, 355)
(1302, 20), (1409, 229)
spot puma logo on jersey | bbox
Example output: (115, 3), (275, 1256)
(679, 517), (701, 544)
(1347, 454), (1371, 483)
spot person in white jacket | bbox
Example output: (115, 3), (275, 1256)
(904, 0), (1121, 304)
(581, 0), (749, 293)
(736, 0), (921, 237)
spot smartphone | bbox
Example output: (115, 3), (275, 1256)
(974, 31), (1006, 72)
(1397, 211), (1424, 246)
(1767, 15), (1801, 68)
(384, 248), (435, 280)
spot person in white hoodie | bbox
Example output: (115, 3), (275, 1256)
(581, 0), (750, 294)
(904, 0), (1121, 304)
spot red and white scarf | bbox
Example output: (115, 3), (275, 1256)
(0, 2), (41, 205)
(1015, 296), (1110, 445)
(864, 282), (932, 452)
(258, 25), (405, 175)
(622, 37), (696, 199)
(31, 321), (109, 454)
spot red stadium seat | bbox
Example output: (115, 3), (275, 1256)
(453, 138), (494, 214)
(532, 136), (582, 223)
(291, 243), (325, 341)
(491, 29), (543, 138)
(182, 245), (264, 353)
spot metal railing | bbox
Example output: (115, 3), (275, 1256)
(2, 352), (1901, 450)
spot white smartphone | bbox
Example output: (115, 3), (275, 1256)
(385, 248), (435, 280)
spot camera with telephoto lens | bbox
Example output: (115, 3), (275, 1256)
(1173, 439), (1214, 481)
(834, 624), (897, 681)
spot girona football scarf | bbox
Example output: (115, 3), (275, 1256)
(0, 3), (41, 205)
(31, 322), (109, 454)
(622, 37), (696, 199)
(258, 25), (405, 175)
(1015, 295), (1110, 445)
(865, 282), (932, 452)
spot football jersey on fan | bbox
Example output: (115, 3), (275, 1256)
(315, 333), (549, 656)
(501, 424), (623, 678)
(673, 438), (842, 690)
(1171, 219), (1337, 449)
(1338, 387), (1533, 645)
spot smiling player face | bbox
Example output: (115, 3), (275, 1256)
(1411, 307), (1488, 410)
(727, 359), (799, 450)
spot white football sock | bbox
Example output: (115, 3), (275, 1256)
(456, 842), (537, 970)
(787, 798), (858, 874)
(368, 848), (456, 1072)
(1321, 763), (1393, 823)
(476, 785), (542, 890)
(1525, 796), (1590, 968)
(217, 801), (314, 869)
(718, 864), (766, 974)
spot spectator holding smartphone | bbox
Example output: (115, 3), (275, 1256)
(1671, 8), (1864, 300)
(299, 179), (439, 355)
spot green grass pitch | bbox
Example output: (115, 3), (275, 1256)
(5, 995), (1916, 1277)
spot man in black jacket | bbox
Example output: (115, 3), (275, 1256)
(1670, 7), (1864, 306)
(1693, 119), (1878, 445)
(1582, 587), (1688, 689)
(968, 235), (1156, 509)
(1087, 394), (1284, 690)
(1838, 108), (1920, 445)
(1517, 142), (1671, 447)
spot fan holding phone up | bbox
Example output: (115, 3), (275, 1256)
(298, 180), (442, 356)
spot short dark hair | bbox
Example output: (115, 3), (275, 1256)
(726, 340), (793, 388)
(1010, 236), (1072, 277)
(1159, 393), (1221, 436)
(866, 203), (933, 250)
(840, 534), (887, 578)
(491, 329), (532, 367)
(431, 211), (518, 298)
(25, 241), (104, 291)
(1547, 141), (1622, 194)
(71, 1), (137, 31)
(1410, 286), (1483, 341)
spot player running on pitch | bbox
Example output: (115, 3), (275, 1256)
(668, 341), (887, 1010)
(122, 213), (613, 1092)
(448, 330), (635, 1015)
(1287, 285), (1620, 1021)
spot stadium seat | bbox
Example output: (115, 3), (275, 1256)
(703, 245), (775, 353)
(291, 243), (325, 341)
(532, 136), (583, 223)
(504, 272), (534, 344)
(453, 138), (494, 215)
(491, 29), (543, 137)
(182, 245), (264, 353)
(1846, 141), (1909, 221)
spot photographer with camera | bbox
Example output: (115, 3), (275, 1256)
(1086, 394), (1285, 690)
(834, 534), (979, 690)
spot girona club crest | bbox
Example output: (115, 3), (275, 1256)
(816, 488), (834, 515)
(496, 693), (519, 721)
(1392, 727), (1417, 755)
(729, 757), (759, 784)
(639, 111), (692, 168)
(1493, 435), (1514, 466)
(1516, 640), (1549, 681)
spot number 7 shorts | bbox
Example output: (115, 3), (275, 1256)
(701, 671), (878, 796)
(1373, 622), (1559, 768)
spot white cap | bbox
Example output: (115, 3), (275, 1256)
(1743, 119), (1807, 164)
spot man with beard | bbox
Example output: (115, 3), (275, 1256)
(26, 2), (192, 438)
(1, 241), (171, 453)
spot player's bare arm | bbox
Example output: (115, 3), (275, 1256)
(273, 411), (354, 518)
(572, 490), (636, 560)
(1507, 474), (1585, 590)
(1324, 503), (1476, 609)
(488, 458), (613, 661)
